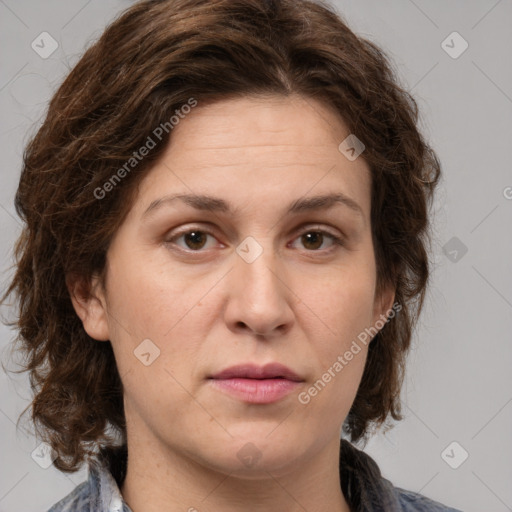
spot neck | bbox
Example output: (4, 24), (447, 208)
(120, 422), (351, 512)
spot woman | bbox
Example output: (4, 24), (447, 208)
(2, 0), (461, 510)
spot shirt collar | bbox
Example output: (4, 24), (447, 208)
(89, 445), (132, 512)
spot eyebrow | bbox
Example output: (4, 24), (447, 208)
(142, 192), (364, 220)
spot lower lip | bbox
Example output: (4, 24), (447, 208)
(208, 378), (302, 404)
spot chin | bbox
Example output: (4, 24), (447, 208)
(202, 433), (304, 478)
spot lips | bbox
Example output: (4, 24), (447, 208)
(208, 363), (304, 404)
(209, 363), (303, 382)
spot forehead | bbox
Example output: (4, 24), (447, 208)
(130, 94), (372, 221)
(169, 94), (351, 152)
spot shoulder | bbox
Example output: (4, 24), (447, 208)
(339, 439), (462, 511)
(46, 479), (91, 512)
(394, 486), (463, 511)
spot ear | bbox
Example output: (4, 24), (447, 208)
(66, 272), (110, 342)
(371, 281), (396, 335)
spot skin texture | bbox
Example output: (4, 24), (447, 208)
(69, 94), (395, 512)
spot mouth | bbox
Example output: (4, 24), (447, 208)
(209, 362), (303, 382)
(208, 363), (304, 404)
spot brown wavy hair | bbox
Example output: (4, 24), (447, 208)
(1, 0), (441, 472)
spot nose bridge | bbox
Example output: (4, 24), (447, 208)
(225, 234), (293, 335)
(235, 234), (281, 299)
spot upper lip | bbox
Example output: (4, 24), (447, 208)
(210, 363), (303, 382)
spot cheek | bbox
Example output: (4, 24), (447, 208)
(105, 248), (196, 339)
(290, 257), (376, 416)
(297, 284), (372, 430)
(297, 262), (377, 349)
(104, 251), (218, 395)
(296, 342), (368, 440)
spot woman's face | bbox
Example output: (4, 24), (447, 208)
(75, 94), (394, 477)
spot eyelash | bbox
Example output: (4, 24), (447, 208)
(164, 225), (345, 254)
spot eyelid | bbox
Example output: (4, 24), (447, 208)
(295, 223), (343, 238)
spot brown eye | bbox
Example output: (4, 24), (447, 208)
(167, 229), (217, 251)
(301, 232), (324, 250)
(182, 231), (209, 250)
(292, 230), (344, 251)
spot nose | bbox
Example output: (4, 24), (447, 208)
(223, 240), (295, 338)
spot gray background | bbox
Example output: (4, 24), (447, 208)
(1, 1), (511, 511)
